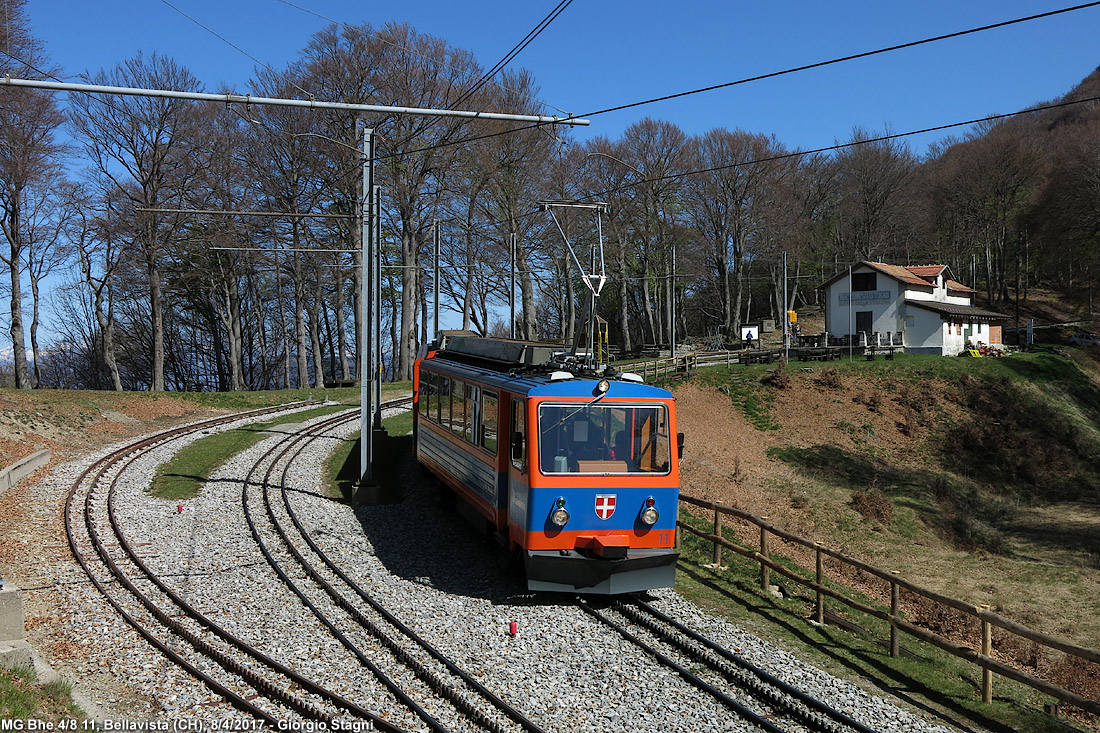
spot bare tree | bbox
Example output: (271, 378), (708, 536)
(24, 178), (73, 386)
(683, 129), (788, 337)
(0, 0), (65, 388)
(68, 52), (203, 391)
(830, 128), (918, 264)
(70, 186), (126, 390)
(617, 118), (689, 346)
(372, 22), (483, 380)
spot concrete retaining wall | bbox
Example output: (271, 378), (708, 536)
(0, 583), (31, 670)
(0, 449), (50, 496)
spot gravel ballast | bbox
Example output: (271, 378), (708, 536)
(27, 404), (955, 732)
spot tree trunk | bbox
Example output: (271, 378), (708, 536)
(6, 219), (31, 389)
(148, 257), (165, 392)
(101, 285), (123, 391)
(397, 227), (419, 381)
(517, 234), (537, 340)
(334, 265), (350, 381)
(218, 277), (245, 391)
(616, 234), (632, 353)
(308, 278), (325, 388)
(29, 270), (42, 388)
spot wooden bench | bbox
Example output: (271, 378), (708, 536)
(798, 347), (840, 362)
(741, 349), (781, 365)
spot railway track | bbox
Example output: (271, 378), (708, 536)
(60, 397), (937, 732)
(578, 596), (884, 733)
(64, 401), (336, 724)
(239, 402), (546, 733)
(65, 398), (547, 732)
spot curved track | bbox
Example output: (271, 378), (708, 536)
(65, 399), (548, 732)
(578, 596), (883, 733)
(65, 402), (336, 724)
(66, 398), (896, 732)
(239, 403), (547, 733)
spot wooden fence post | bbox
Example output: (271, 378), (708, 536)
(759, 518), (770, 590)
(890, 571), (900, 657)
(815, 543), (824, 624)
(712, 509), (723, 567)
(981, 604), (993, 703)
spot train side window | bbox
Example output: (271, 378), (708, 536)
(451, 379), (466, 435)
(465, 384), (479, 443)
(481, 391), (498, 454)
(419, 371), (431, 418)
(510, 398), (526, 471)
(436, 376), (449, 424)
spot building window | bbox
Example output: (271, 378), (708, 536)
(851, 272), (877, 292)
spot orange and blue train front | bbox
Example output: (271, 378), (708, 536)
(509, 378), (680, 594)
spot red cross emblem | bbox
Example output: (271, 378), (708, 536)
(595, 494), (617, 520)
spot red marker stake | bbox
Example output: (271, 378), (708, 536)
(508, 621), (517, 636)
(177, 503), (183, 514)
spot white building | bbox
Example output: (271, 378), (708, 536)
(820, 262), (1007, 355)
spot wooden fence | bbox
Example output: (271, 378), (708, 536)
(626, 349), (785, 382)
(677, 493), (1100, 716)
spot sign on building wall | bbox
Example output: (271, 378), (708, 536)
(839, 290), (892, 305)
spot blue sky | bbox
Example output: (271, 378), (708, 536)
(23, 0), (1100, 158)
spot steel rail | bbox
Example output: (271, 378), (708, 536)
(97, 411), (401, 730)
(64, 402), (319, 724)
(240, 403), (449, 733)
(576, 598), (788, 733)
(268, 404), (548, 733)
(621, 598), (882, 733)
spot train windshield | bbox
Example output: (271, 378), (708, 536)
(537, 402), (671, 475)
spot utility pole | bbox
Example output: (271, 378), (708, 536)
(360, 125), (376, 483)
(373, 184), (383, 430)
(783, 251), (789, 360)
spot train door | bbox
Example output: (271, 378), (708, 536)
(506, 396), (528, 547)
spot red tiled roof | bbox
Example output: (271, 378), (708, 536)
(819, 261), (974, 291)
(906, 265), (947, 279)
(866, 262), (932, 288)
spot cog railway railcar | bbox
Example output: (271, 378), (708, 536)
(413, 333), (681, 594)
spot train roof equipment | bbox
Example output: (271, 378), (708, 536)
(427, 331), (644, 386)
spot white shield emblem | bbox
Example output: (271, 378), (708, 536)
(595, 494), (617, 520)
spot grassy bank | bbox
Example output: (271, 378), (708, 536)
(0, 666), (81, 721)
(671, 348), (1100, 729)
(674, 509), (1078, 732)
(147, 384), (411, 501)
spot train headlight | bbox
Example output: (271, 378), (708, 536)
(595, 379), (610, 395)
(641, 497), (659, 525)
(551, 497), (570, 527)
